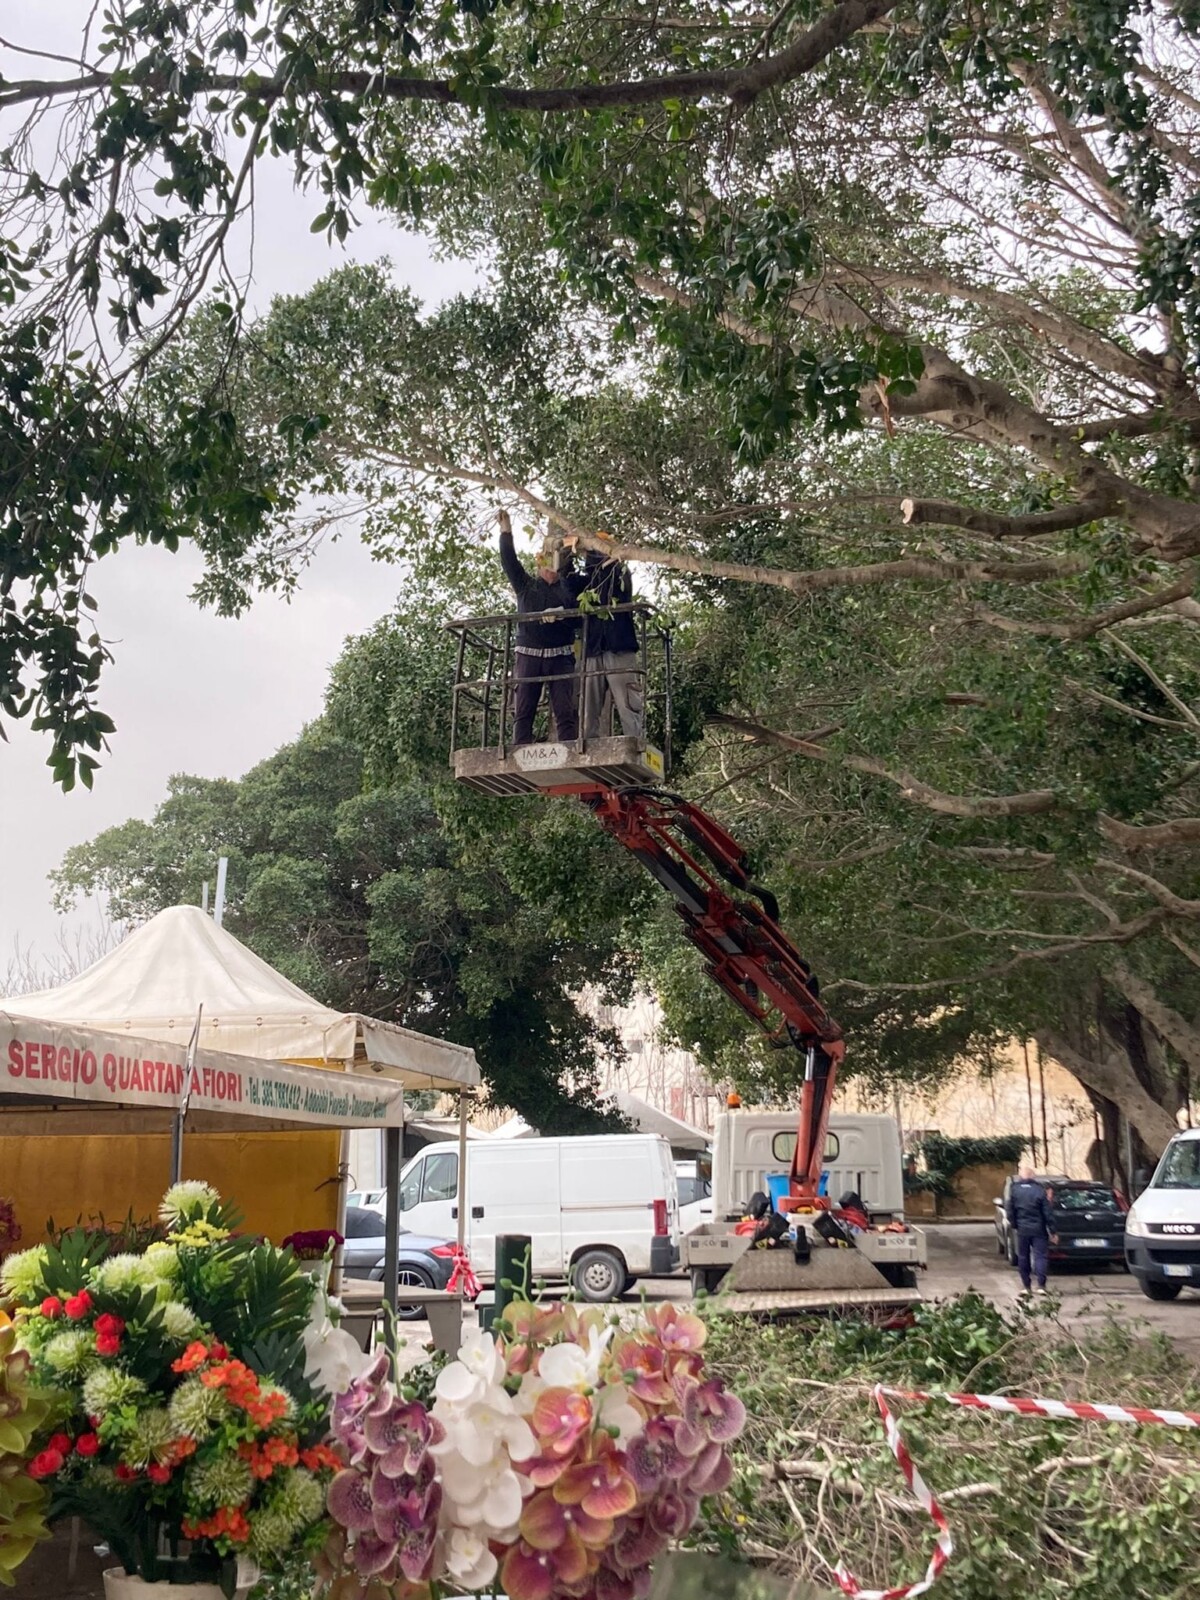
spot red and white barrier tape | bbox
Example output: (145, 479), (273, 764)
(832, 1386), (952, 1600)
(447, 1245), (481, 1299)
(829, 1383), (1200, 1600)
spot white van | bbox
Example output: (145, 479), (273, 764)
(386, 1134), (681, 1301)
(1124, 1128), (1200, 1301)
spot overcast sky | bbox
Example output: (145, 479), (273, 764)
(0, 11), (480, 973)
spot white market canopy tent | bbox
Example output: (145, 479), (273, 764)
(611, 1090), (709, 1154)
(0, 1012), (407, 1138)
(9, 905), (479, 1093)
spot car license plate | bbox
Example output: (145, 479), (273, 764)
(1074, 1238), (1108, 1247)
(1163, 1264), (1193, 1279)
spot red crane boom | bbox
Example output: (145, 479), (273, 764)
(559, 785), (844, 1206)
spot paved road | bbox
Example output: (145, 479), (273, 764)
(396, 1222), (1200, 1361)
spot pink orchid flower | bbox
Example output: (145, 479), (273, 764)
(612, 1339), (673, 1407)
(531, 1385), (594, 1457)
(553, 1439), (638, 1520)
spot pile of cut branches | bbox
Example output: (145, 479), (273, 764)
(697, 1294), (1200, 1600)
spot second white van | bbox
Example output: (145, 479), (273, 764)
(383, 1133), (681, 1301)
(1124, 1128), (1200, 1301)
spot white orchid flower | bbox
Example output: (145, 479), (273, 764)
(596, 1381), (645, 1445)
(537, 1322), (614, 1391)
(443, 1525), (499, 1590)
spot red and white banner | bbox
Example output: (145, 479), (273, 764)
(1, 1011), (406, 1131)
(831, 1382), (1200, 1600)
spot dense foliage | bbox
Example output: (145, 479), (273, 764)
(10, 1), (1200, 1158)
(701, 1296), (1200, 1599)
(904, 1134), (1029, 1197)
(52, 609), (646, 1130)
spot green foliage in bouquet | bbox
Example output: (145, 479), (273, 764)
(0, 1182), (342, 1596)
(0, 1322), (52, 1587)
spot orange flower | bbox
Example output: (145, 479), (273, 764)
(200, 1358), (261, 1408)
(172, 1341), (211, 1375)
(183, 1504), (252, 1546)
(300, 1443), (343, 1473)
(163, 1438), (197, 1468)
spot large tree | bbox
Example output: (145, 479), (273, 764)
(50, 608), (651, 1131)
(3, 0), (1199, 783)
(153, 258), (1197, 1161)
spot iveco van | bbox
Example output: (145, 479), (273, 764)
(1124, 1128), (1200, 1301)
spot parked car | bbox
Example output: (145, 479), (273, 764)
(340, 1206), (459, 1319)
(347, 1189), (385, 1210)
(1124, 1128), (1200, 1301)
(993, 1175), (1127, 1269)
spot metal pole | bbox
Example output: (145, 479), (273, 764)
(499, 616), (513, 754)
(213, 857), (228, 927)
(1036, 1040), (1049, 1166)
(171, 1006), (203, 1185)
(662, 627), (674, 776)
(451, 629), (466, 755)
(201, 881), (209, 914)
(1022, 1040), (1038, 1163)
(383, 1125), (402, 1339)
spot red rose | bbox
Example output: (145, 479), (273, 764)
(95, 1333), (122, 1357)
(40, 1297), (63, 1319)
(114, 1464), (139, 1483)
(208, 1341), (228, 1360)
(47, 1433), (73, 1457)
(75, 1434), (101, 1458)
(146, 1463), (171, 1485)
(94, 1313), (125, 1338)
(27, 1449), (64, 1480)
(64, 1290), (93, 1321)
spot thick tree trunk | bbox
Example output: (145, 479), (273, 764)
(1036, 1031), (1180, 1155)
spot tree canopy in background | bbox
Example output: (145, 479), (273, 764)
(3, 0), (1200, 773)
(50, 607), (651, 1131)
(6, 0), (1200, 1156)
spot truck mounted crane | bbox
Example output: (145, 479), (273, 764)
(447, 596), (924, 1311)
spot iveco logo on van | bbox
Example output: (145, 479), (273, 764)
(1161, 1223), (1198, 1234)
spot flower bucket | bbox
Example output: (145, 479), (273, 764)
(102, 1569), (252, 1600)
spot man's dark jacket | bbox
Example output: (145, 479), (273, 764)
(568, 555), (638, 656)
(1006, 1178), (1053, 1237)
(500, 530), (578, 649)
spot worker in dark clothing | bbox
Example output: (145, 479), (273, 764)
(1006, 1162), (1057, 1294)
(567, 544), (644, 741)
(498, 510), (579, 746)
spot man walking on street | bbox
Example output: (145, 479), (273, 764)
(568, 544), (644, 741)
(498, 510), (580, 745)
(1006, 1162), (1057, 1294)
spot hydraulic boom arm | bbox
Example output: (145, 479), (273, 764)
(578, 787), (845, 1206)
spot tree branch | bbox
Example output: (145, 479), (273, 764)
(0, 0), (896, 117)
(1099, 816), (1200, 850)
(709, 712), (1059, 816)
(969, 572), (1197, 642)
(901, 495), (1112, 539)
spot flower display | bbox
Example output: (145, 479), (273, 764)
(283, 1228), (346, 1262)
(319, 1300), (744, 1600)
(3, 1184), (341, 1593)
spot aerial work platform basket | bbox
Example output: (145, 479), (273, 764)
(446, 602), (673, 796)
